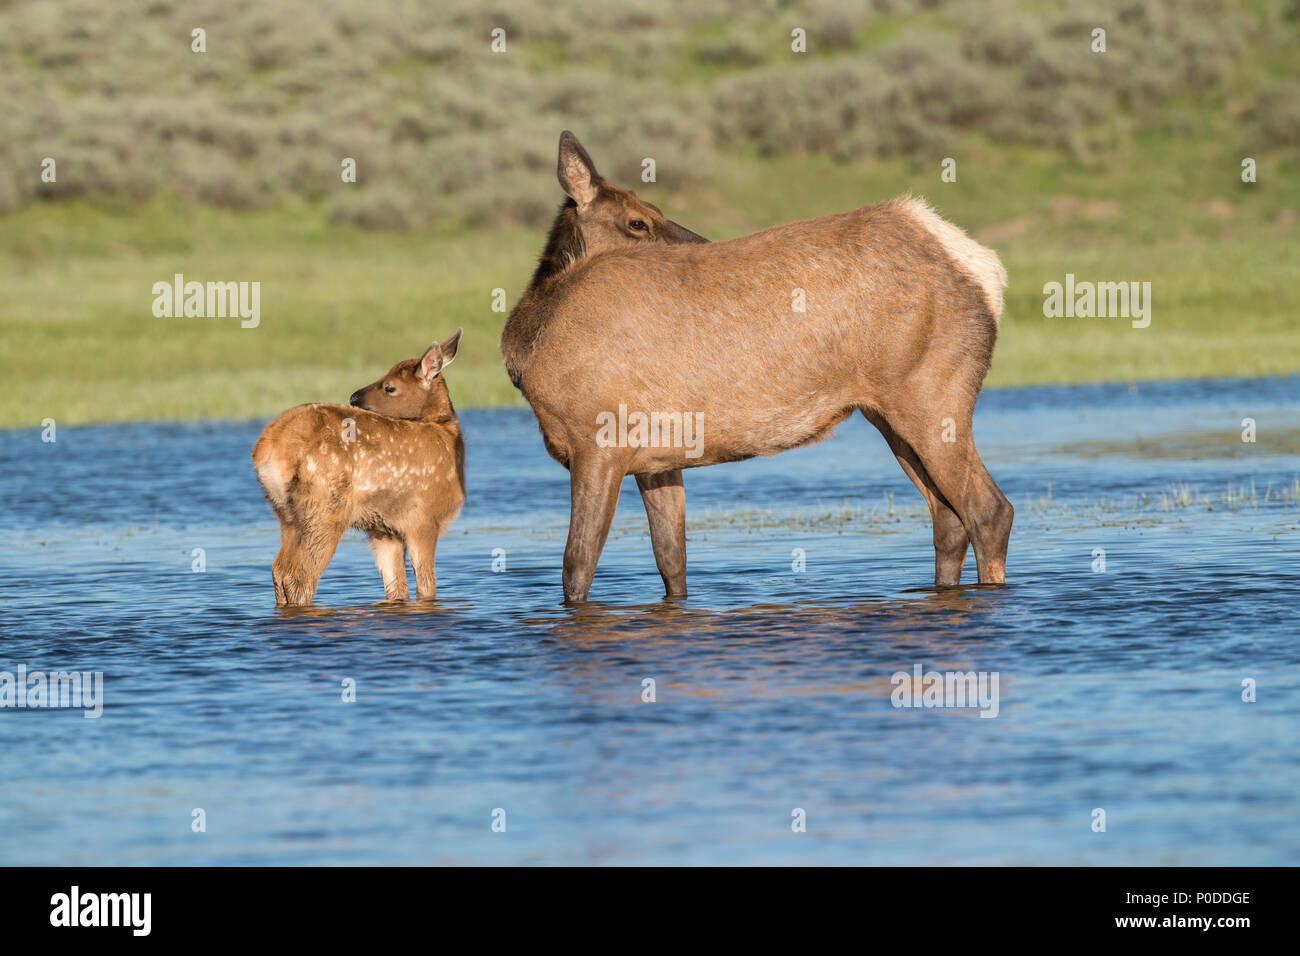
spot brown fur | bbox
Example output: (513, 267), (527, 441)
(252, 331), (465, 605)
(501, 133), (1013, 602)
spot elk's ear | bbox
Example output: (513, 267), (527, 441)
(439, 328), (462, 369)
(557, 130), (599, 209)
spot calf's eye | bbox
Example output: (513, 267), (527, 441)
(629, 219), (648, 232)
(385, 385), (397, 394)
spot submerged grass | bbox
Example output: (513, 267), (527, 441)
(690, 493), (926, 535)
(1022, 476), (1300, 524)
(679, 476), (1300, 537)
(1058, 428), (1300, 461)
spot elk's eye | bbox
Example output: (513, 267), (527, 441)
(628, 219), (648, 233)
(384, 385), (397, 394)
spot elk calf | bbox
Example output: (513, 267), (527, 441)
(252, 330), (465, 605)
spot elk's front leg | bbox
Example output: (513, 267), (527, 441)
(563, 453), (625, 602)
(636, 470), (687, 598)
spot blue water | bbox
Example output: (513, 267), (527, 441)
(2, 377), (1298, 864)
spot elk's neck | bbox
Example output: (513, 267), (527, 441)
(501, 200), (585, 390)
(530, 199), (584, 288)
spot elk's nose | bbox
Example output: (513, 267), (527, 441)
(349, 391), (363, 407)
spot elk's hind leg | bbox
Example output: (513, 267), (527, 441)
(636, 470), (687, 598)
(889, 407), (1013, 584)
(368, 534), (409, 601)
(863, 410), (969, 585)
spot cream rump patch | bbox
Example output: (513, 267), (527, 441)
(900, 197), (1007, 324)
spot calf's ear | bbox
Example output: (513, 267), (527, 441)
(439, 328), (462, 368)
(416, 343), (444, 388)
(416, 328), (462, 387)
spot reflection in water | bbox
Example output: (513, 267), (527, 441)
(274, 598), (459, 625)
(528, 587), (997, 648)
(516, 590), (1012, 719)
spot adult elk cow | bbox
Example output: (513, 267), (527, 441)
(502, 131), (1012, 602)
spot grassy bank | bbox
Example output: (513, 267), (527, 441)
(3, 136), (1297, 428)
(3, 0), (1298, 427)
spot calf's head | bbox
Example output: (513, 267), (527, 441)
(349, 329), (462, 421)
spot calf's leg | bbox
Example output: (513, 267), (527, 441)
(368, 534), (409, 601)
(273, 516), (347, 605)
(405, 527), (441, 601)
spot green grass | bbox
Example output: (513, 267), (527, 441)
(2, 1), (1297, 427)
(1, 198), (536, 424)
(3, 131), (1297, 428)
